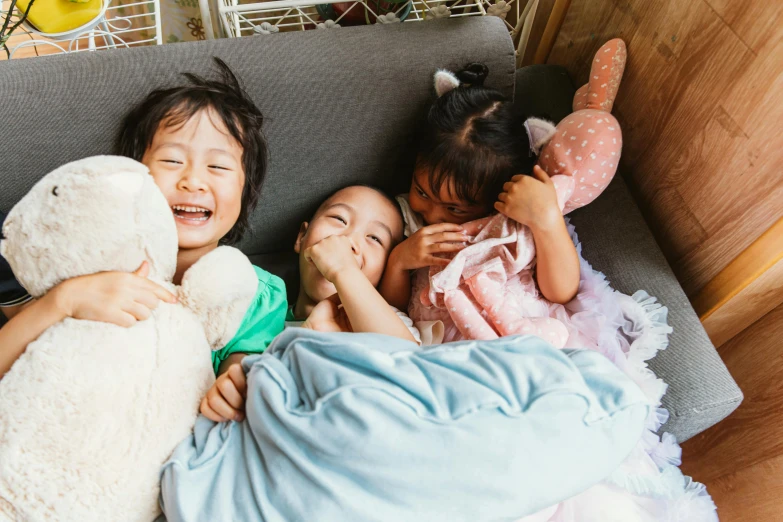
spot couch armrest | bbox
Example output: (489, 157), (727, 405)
(515, 65), (743, 442)
(570, 178), (743, 442)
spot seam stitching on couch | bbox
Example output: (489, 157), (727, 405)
(668, 395), (743, 418)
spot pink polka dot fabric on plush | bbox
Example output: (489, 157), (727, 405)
(572, 38), (626, 113)
(539, 110), (622, 214)
(541, 38), (626, 214)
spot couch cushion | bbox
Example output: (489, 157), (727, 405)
(0, 17), (515, 258)
(513, 64), (576, 123)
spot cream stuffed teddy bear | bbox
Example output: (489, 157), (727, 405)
(0, 156), (259, 522)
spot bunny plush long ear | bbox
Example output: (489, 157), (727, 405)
(524, 118), (557, 155)
(434, 69), (460, 97)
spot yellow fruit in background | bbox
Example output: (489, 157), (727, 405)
(15, 0), (103, 34)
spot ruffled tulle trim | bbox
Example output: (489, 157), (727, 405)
(565, 221), (671, 412)
(670, 479), (719, 522)
(608, 461), (687, 498)
(529, 222), (719, 522)
(604, 464), (717, 521)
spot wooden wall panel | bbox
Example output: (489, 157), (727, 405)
(518, 0), (557, 66)
(693, 217), (783, 346)
(550, 3), (783, 515)
(547, 0), (783, 298)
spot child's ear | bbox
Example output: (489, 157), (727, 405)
(294, 222), (309, 254)
(434, 70), (460, 97)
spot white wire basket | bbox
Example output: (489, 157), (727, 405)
(203, 0), (540, 55)
(1, 0), (162, 60)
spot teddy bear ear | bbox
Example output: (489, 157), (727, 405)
(434, 69), (460, 97)
(524, 118), (557, 155)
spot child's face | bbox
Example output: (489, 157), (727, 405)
(295, 186), (403, 303)
(408, 165), (486, 225)
(141, 108), (245, 252)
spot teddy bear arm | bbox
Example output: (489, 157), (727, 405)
(178, 247), (259, 349)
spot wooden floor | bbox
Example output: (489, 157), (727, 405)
(0, 0), (154, 60)
(548, 0), (783, 299)
(681, 303), (783, 521)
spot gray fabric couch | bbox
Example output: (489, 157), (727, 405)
(0, 17), (741, 442)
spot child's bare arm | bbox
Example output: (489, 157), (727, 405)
(217, 353), (246, 376)
(0, 263), (176, 379)
(305, 235), (416, 342)
(333, 268), (415, 340)
(1, 299), (32, 321)
(380, 225), (467, 310)
(0, 293), (67, 377)
(530, 219), (580, 304)
(378, 259), (412, 311)
(495, 166), (579, 304)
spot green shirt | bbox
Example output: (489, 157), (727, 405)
(211, 266), (288, 374)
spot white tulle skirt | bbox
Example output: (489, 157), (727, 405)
(516, 223), (718, 522)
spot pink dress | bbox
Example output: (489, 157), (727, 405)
(406, 211), (569, 348)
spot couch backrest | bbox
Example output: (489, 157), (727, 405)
(0, 18), (514, 255)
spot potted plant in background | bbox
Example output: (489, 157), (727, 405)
(13, 0), (105, 41)
(0, 0), (34, 57)
(317, 0), (412, 26)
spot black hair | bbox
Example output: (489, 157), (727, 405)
(314, 184), (401, 219)
(116, 57), (268, 245)
(355, 184), (402, 221)
(417, 63), (535, 209)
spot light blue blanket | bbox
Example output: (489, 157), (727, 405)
(160, 329), (649, 522)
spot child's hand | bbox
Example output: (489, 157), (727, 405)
(200, 363), (248, 422)
(302, 293), (352, 333)
(495, 166), (563, 231)
(53, 261), (177, 327)
(304, 235), (361, 283)
(390, 223), (467, 270)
